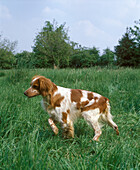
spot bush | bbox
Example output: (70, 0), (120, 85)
(15, 51), (35, 69)
(99, 48), (116, 66)
(0, 71), (5, 77)
(0, 35), (17, 69)
(70, 47), (100, 68)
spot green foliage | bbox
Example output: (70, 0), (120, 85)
(0, 35), (17, 69)
(1, 20), (139, 69)
(70, 47), (100, 68)
(15, 51), (35, 68)
(0, 71), (5, 77)
(33, 20), (73, 68)
(99, 48), (115, 66)
(0, 68), (139, 169)
(115, 20), (140, 67)
(129, 20), (140, 45)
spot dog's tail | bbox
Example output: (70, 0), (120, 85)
(99, 100), (119, 135)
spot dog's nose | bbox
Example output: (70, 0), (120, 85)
(24, 91), (28, 96)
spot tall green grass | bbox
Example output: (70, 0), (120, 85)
(0, 67), (139, 169)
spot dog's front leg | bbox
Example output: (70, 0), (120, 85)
(48, 118), (59, 135)
(61, 121), (74, 139)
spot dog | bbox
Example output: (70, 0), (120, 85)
(24, 75), (119, 141)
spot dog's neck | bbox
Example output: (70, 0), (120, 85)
(42, 83), (58, 109)
(42, 94), (52, 110)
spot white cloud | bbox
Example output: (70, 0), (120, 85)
(103, 18), (124, 29)
(70, 20), (114, 51)
(0, 5), (12, 19)
(77, 20), (105, 38)
(42, 6), (65, 18)
(1, 0), (139, 52)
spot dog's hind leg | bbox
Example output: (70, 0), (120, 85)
(92, 122), (102, 141)
(82, 109), (102, 141)
(48, 118), (59, 135)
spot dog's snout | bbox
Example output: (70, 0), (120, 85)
(24, 86), (40, 98)
(24, 91), (28, 96)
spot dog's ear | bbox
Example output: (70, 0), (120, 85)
(39, 78), (53, 97)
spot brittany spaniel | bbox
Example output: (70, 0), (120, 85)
(24, 76), (119, 141)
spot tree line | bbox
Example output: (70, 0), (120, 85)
(0, 19), (140, 69)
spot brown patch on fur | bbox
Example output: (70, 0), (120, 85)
(77, 100), (89, 109)
(51, 93), (64, 108)
(76, 102), (81, 109)
(87, 93), (94, 100)
(39, 77), (54, 97)
(81, 100), (89, 107)
(71, 89), (83, 103)
(94, 96), (98, 102)
(82, 96), (108, 113)
(62, 112), (67, 123)
(67, 109), (70, 114)
(31, 76), (58, 97)
(52, 83), (58, 95)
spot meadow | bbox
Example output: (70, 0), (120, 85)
(0, 67), (139, 169)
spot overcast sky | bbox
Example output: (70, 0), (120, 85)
(0, 0), (140, 53)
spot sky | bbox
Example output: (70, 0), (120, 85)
(0, 0), (140, 53)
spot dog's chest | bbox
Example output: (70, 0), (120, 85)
(41, 99), (61, 120)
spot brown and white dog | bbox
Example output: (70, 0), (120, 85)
(24, 75), (119, 141)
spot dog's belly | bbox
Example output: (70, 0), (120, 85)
(69, 103), (82, 122)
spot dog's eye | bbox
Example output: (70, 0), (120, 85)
(33, 85), (38, 89)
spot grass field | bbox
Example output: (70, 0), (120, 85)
(0, 67), (139, 169)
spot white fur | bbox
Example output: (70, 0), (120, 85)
(40, 83), (119, 141)
(30, 88), (38, 93)
(31, 77), (39, 84)
(42, 86), (103, 124)
(82, 108), (100, 126)
(23, 76), (119, 140)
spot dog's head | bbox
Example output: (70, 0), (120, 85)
(24, 76), (55, 98)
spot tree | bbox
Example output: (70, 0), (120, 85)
(15, 51), (35, 68)
(115, 20), (140, 67)
(33, 20), (73, 68)
(129, 20), (140, 65)
(70, 46), (100, 68)
(0, 35), (17, 69)
(99, 48), (115, 66)
(129, 20), (140, 45)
